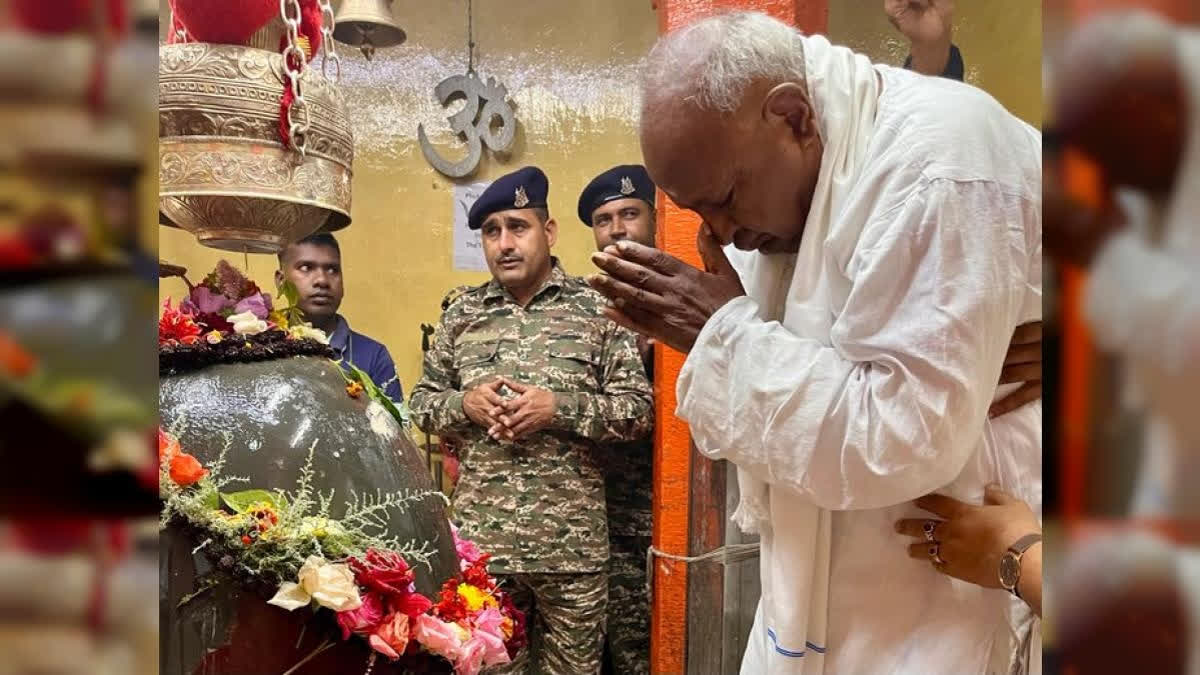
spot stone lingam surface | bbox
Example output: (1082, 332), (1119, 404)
(160, 356), (458, 675)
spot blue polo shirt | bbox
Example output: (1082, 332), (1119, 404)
(328, 315), (404, 403)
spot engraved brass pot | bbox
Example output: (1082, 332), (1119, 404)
(159, 43), (353, 254)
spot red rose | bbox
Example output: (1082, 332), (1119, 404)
(349, 548), (416, 597)
(195, 312), (234, 334)
(336, 591), (385, 640)
(388, 589), (433, 618)
(0, 238), (36, 268)
(500, 593), (527, 658)
(462, 554), (495, 591)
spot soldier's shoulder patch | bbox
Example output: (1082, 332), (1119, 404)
(441, 284), (480, 311)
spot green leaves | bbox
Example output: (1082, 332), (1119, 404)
(221, 489), (285, 514)
(202, 488), (220, 511)
(334, 361), (411, 429)
(276, 280), (305, 327)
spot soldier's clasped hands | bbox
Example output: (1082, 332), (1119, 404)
(488, 378), (557, 441)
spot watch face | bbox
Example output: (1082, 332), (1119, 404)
(999, 553), (1021, 589)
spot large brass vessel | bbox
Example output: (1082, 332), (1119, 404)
(159, 42), (353, 254)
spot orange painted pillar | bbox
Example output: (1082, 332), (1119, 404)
(648, 2), (828, 673)
(1058, 151), (1101, 523)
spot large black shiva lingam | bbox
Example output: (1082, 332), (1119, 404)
(160, 345), (457, 674)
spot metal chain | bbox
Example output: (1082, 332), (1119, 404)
(319, 0), (340, 83)
(280, 0), (310, 156)
(466, 0), (475, 75)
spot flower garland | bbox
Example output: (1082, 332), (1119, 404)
(0, 207), (90, 270)
(159, 260), (334, 375)
(159, 260), (415, 435)
(160, 259), (312, 346)
(160, 429), (525, 674)
(0, 329), (155, 487)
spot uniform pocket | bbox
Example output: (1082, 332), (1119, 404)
(455, 339), (501, 387)
(547, 342), (599, 389)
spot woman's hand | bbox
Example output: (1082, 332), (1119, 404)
(895, 485), (1041, 607)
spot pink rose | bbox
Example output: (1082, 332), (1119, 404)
(473, 607), (504, 638)
(451, 523), (483, 566)
(234, 293), (271, 320)
(469, 609), (511, 668)
(367, 611), (410, 661)
(413, 614), (464, 663)
(190, 286), (233, 314)
(335, 591), (384, 640)
(457, 638), (487, 675)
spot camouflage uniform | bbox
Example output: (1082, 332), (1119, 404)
(604, 344), (653, 675)
(576, 164), (658, 675)
(410, 259), (653, 674)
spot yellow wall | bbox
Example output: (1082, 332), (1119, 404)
(159, 2), (1041, 397)
(159, 0), (659, 399)
(830, 3), (1043, 126)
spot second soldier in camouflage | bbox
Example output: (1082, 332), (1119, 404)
(578, 164), (658, 675)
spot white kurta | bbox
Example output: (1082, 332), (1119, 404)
(678, 66), (1042, 673)
(1086, 30), (1200, 518)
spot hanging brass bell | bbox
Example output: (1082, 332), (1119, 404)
(332, 0), (407, 60)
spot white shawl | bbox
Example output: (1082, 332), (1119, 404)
(717, 34), (881, 672)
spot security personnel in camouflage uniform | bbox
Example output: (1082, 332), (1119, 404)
(410, 166), (653, 674)
(578, 165), (656, 675)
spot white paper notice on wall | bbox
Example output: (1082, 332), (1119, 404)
(452, 181), (491, 271)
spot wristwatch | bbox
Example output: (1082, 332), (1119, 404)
(998, 533), (1042, 598)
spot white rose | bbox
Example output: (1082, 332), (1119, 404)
(288, 322), (329, 344)
(267, 556), (362, 612)
(228, 311), (268, 336)
(87, 429), (152, 473)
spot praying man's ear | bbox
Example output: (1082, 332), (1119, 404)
(763, 82), (818, 146)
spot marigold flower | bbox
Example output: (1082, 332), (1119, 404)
(0, 332), (35, 378)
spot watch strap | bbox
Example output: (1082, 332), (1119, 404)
(1005, 533), (1042, 599)
(1008, 533), (1042, 556)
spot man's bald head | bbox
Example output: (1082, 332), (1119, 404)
(1054, 10), (1187, 193)
(638, 12), (822, 254)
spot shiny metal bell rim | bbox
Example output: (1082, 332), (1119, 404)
(158, 42), (354, 254)
(332, 0), (407, 51)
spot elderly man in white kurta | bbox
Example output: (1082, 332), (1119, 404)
(588, 12), (1042, 674)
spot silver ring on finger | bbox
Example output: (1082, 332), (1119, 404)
(923, 520), (940, 542)
(928, 543), (945, 566)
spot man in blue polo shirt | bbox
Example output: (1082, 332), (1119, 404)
(276, 233), (404, 402)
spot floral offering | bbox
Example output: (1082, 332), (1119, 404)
(159, 428), (524, 674)
(159, 260), (333, 376)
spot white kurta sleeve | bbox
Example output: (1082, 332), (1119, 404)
(1085, 231), (1200, 380)
(677, 178), (1035, 511)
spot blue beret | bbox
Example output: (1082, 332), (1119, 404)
(577, 164), (655, 226)
(468, 166), (549, 230)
